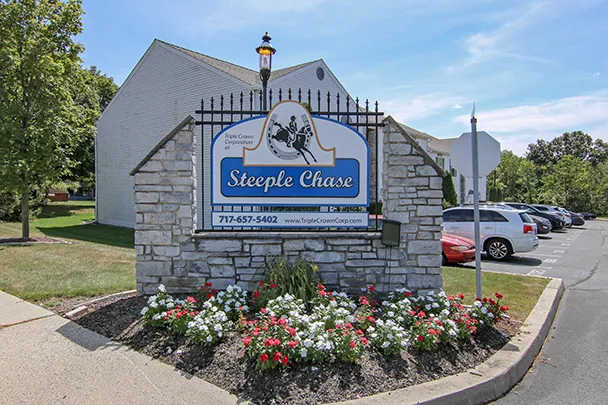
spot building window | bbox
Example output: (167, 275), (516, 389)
(451, 168), (457, 177)
(436, 156), (445, 169)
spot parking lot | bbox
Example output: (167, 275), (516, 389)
(472, 226), (587, 279)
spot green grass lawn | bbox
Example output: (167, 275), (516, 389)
(443, 266), (550, 322)
(1, 202), (550, 321)
(0, 201), (135, 303)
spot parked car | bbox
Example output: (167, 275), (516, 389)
(567, 211), (586, 226)
(441, 233), (475, 265)
(532, 204), (569, 225)
(504, 202), (566, 231)
(554, 207), (573, 228)
(442, 207), (538, 261)
(529, 214), (552, 234)
(579, 212), (597, 220)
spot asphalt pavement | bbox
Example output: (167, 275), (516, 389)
(473, 220), (608, 405)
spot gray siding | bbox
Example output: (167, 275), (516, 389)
(96, 41), (249, 228)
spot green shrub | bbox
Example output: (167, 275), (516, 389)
(442, 173), (458, 207)
(252, 256), (322, 309)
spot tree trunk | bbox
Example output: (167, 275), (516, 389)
(21, 191), (30, 239)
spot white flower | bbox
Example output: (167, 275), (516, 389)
(432, 302), (439, 309)
(149, 302), (158, 309)
(158, 284), (166, 293)
(152, 314), (161, 321)
(300, 348), (308, 358)
(140, 307), (149, 315)
(166, 302), (175, 309)
(474, 301), (482, 308)
(425, 304), (432, 311)
(441, 309), (450, 317)
(206, 335), (213, 342)
(227, 285), (234, 292)
(387, 311), (395, 318)
(304, 339), (313, 348)
(481, 307), (488, 314)
(383, 341), (391, 348)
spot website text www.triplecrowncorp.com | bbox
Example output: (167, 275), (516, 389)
(284, 217), (365, 225)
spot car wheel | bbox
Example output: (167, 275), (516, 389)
(485, 238), (512, 261)
(442, 253), (448, 266)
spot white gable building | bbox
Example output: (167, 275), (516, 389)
(96, 39), (353, 228)
(396, 123), (487, 204)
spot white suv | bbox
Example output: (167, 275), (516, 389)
(442, 207), (539, 260)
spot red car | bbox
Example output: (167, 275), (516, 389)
(442, 233), (476, 265)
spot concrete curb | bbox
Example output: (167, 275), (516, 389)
(332, 278), (565, 405)
(64, 290), (137, 320)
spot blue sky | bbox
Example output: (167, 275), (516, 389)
(80, 0), (608, 155)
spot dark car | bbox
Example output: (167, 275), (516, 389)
(567, 211), (586, 226)
(504, 202), (565, 231)
(579, 212), (597, 220)
(529, 214), (551, 234)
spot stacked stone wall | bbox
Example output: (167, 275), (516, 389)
(133, 116), (443, 295)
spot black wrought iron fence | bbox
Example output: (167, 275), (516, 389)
(194, 89), (384, 232)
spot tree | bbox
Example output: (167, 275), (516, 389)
(442, 172), (458, 208)
(541, 155), (589, 210)
(0, 0), (92, 239)
(64, 66), (118, 193)
(527, 131), (608, 166)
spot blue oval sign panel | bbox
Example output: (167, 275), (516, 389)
(211, 101), (369, 207)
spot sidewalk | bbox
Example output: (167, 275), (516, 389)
(0, 291), (249, 405)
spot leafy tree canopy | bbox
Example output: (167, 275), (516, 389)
(526, 131), (608, 166)
(0, 0), (90, 238)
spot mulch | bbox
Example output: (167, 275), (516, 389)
(72, 296), (520, 405)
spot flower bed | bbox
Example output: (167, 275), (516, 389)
(140, 282), (510, 372)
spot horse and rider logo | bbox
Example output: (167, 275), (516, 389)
(267, 113), (318, 165)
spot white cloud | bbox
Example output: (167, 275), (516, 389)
(463, 1), (552, 66)
(452, 104), (463, 109)
(593, 72), (601, 77)
(451, 90), (608, 155)
(383, 93), (467, 122)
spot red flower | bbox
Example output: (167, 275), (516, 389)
(259, 281), (264, 287)
(349, 341), (356, 348)
(261, 307), (267, 314)
(355, 329), (364, 335)
(361, 337), (369, 345)
(328, 328), (334, 333)
(417, 311), (426, 318)
(270, 283), (278, 289)
(287, 327), (297, 337)
(501, 305), (509, 312)
(253, 290), (260, 298)
(288, 340), (298, 349)
(282, 355), (289, 365)
(483, 298), (488, 303)
(417, 335), (424, 341)
(205, 281), (212, 287)
(495, 292), (503, 299)
(273, 352), (282, 362)
(278, 318), (287, 326)
(273, 338), (281, 347)
(428, 329), (437, 335)
(345, 322), (353, 329)
(264, 338), (273, 347)
(186, 296), (197, 303)
(489, 298), (496, 306)
(260, 353), (269, 362)
(243, 337), (252, 347)
(404, 291), (412, 297)
(319, 290), (326, 297)
(475, 297), (482, 301)
(238, 305), (243, 311)
(436, 329), (442, 336)
(366, 315), (376, 323)
(458, 293), (465, 299)
(361, 298), (370, 306)
(368, 284), (375, 292)
(317, 284), (326, 290)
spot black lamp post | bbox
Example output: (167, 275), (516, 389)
(255, 32), (276, 111)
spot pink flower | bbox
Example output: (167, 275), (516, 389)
(242, 337), (252, 347)
(273, 352), (282, 362)
(349, 341), (356, 348)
